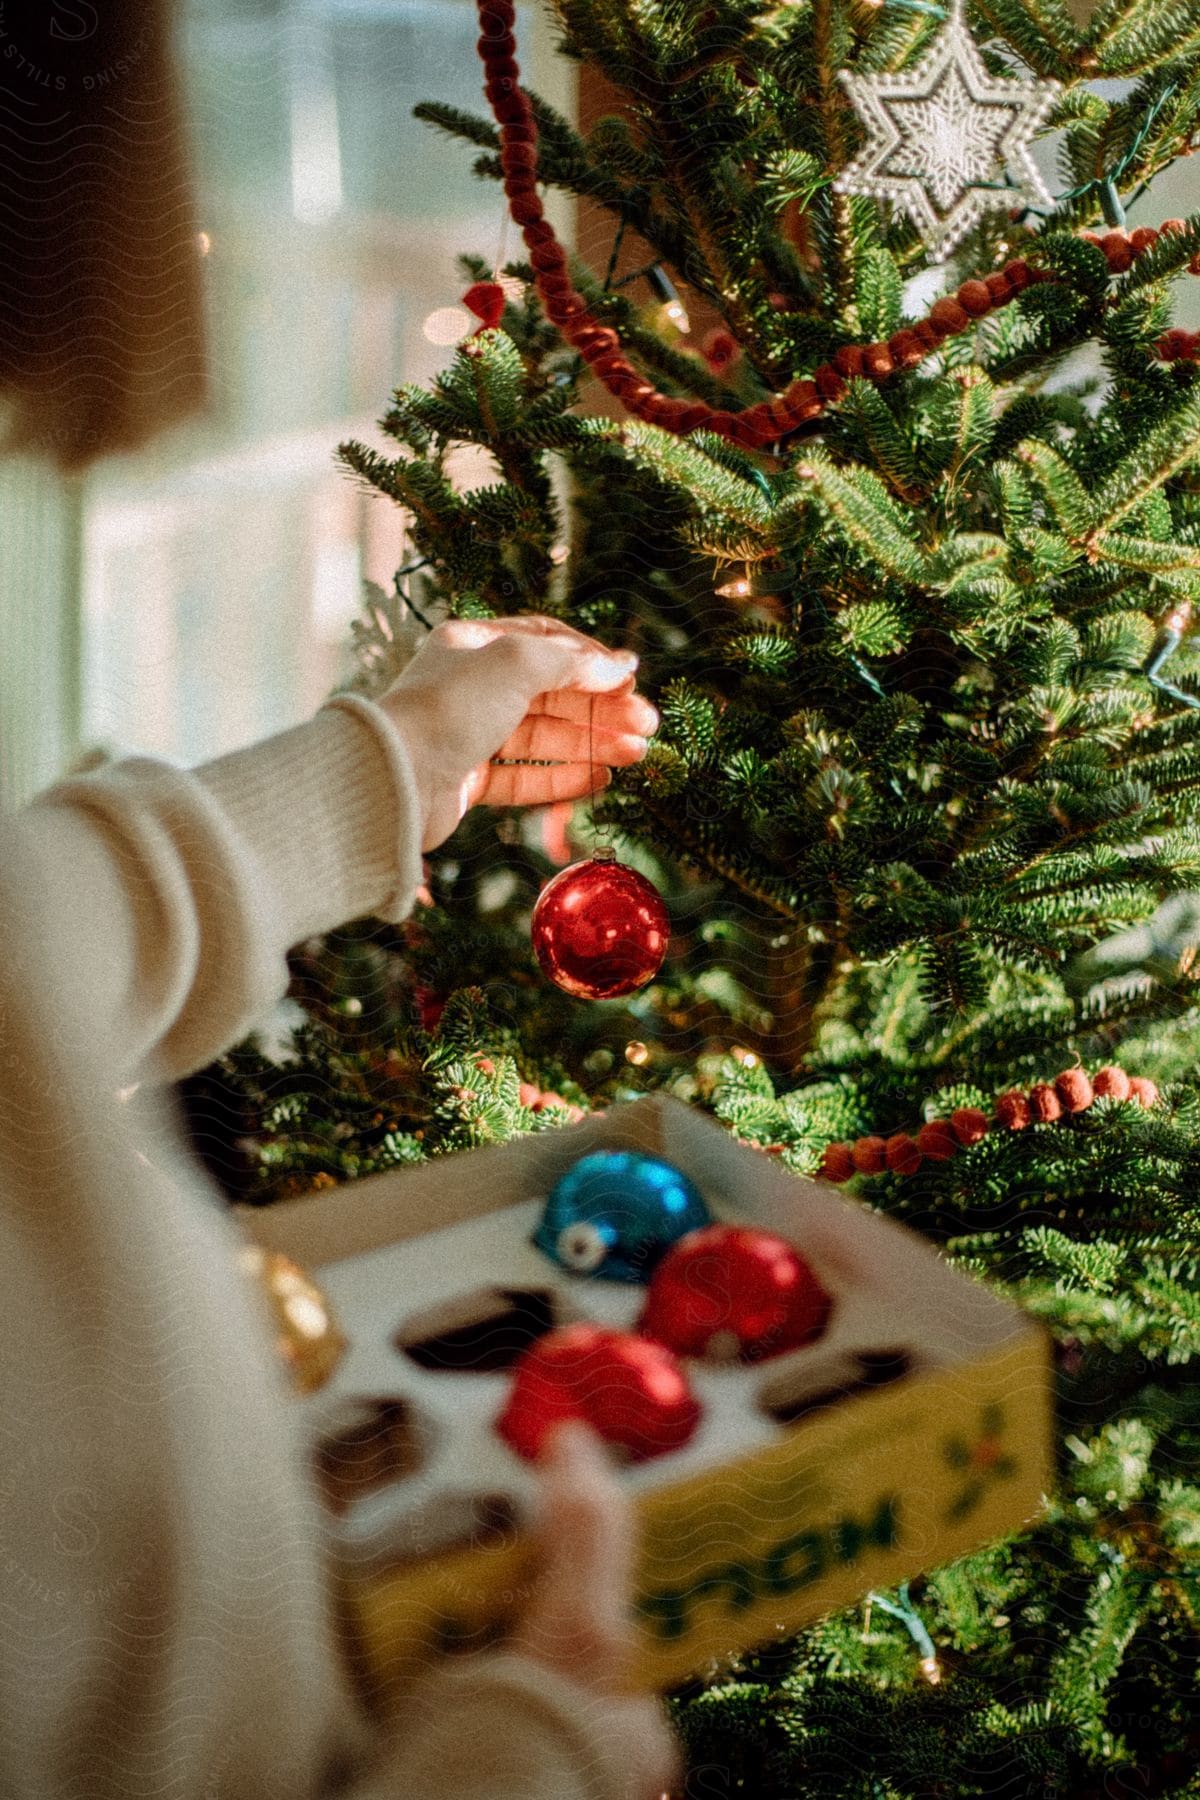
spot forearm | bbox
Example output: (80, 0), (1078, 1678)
(14, 694), (423, 1083)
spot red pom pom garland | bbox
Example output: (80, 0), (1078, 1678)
(1028, 1083), (1063, 1124)
(819, 1065), (1160, 1184)
(472, 3), (1198, 453)
(1156, 327), (1200, 365)
(915, 1121), (959, 1162)
(1092, 1064), (1132, 1102)
(886, 1131), (922, 1175)
(1054, 1069), (1093, 1113)
(818, 1141), (856, 1183)
(994, 1090), (1032, 1132)
(850, 1135), (888, 1176)
(951, 1107), (989, 1146)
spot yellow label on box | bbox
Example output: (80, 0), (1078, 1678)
(345, 1329), (1050, 1701)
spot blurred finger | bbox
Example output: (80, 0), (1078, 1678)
(483, 632), (637, 701)
(494, 718), (649, 765)
(528, 688), (659, 737)
(535, 1422), (632, 1639)
(511, 1422), (673, 1750)
(457, 614), (636, 673)
(438, 614), (605, 644)
(484, 615), (626, 655)
(435, 616), (507, 650)
(481, 763), (612, 809)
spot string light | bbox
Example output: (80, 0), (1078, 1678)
(867, 1584), (941, 1685)
(713, 558), (790, 620)
(625, 1040), (651, 1066)
(715, 566), (753, 600)
(549, 542), (570, 565)
(196, 230), (212, 256)
(646, 264), (691, 334)
(1144, 600), (1200, 711)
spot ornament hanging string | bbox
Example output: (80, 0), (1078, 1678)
(473, 0), (1200, 453)
(494, 203), (509, 284)
(588, 692), (613, 856)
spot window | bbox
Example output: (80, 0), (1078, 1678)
(80, 0), (569, 766)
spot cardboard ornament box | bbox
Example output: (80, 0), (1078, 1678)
(235, 1093), (1053, 1703)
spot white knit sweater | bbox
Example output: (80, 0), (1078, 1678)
(0, 696), (657, 1800)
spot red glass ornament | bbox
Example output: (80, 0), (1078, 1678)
(531, 850), (669, 999)
(496, 1323), (701, 1462)
(639, 1225), (830, 1362)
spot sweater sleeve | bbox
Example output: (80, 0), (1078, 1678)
(341, 1655), (677, 1800)
(0, 700), (680, 1800)
(15, 694), (424, 1084)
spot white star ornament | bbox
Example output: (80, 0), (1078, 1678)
(834, 4), (1060, 260)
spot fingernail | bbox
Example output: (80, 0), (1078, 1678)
(587, 654), (634, 687)
(613, 650), (638, 669)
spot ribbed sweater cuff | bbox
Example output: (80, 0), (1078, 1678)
(388, 1652), (660, 1800)
(195, 697), (425, 948)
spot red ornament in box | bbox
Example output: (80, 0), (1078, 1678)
(639, 1225), (831, 1362)
(531, 848), (669, 999)
(496, 1323), (701, 1462)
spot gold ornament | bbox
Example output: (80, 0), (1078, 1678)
(237, 1243), (347, 1393)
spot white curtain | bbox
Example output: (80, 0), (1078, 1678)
(0, 462), (84, 809)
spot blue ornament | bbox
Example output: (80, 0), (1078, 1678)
(534, 1150), (711, 1284)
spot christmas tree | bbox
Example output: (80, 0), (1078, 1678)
(181, 0), (1200, 1791)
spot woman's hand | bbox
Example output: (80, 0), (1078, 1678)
(514, 1422), (680, 1797)
(378, 616), (657, 851)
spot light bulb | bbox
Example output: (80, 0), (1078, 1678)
(422, 306), (471, 345)
(715, 568), (753, 599)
